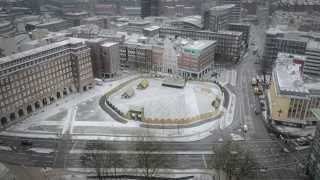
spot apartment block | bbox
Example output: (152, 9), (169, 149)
(0, 38), (94, 128)
(203, 4), (234, 32)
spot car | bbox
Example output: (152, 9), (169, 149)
(254, 108), (260, 115)
(21, 140), (32, 146)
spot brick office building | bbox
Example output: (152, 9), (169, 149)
(0, 38), (94, 128)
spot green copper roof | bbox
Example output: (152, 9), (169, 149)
(311, 109), (320, 121)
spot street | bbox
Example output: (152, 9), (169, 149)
(0, 24), (311, 180)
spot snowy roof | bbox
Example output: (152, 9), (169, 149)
(217, 30), (242, 36)
(184, 40), (216, 51)
(0, 38), (86, 64)
(83, 16), (105, 21)
(65, 11), (88, 16)
(209, 4), (235, 11)
(144, 26), (160, 31)
(176, 16), (203, 28)
(274, 53), (309, 96)
(307, 40), (320, 50)
(36, 19), (66, 27)
(101, 42), (118, 47)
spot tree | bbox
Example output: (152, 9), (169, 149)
(134, 133), (174, 179)
(80, 140), (123, 180)
(210, 140), (258, 180)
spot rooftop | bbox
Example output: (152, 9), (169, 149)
(217, 30), (243, 36)
(307, 40), (320, 50)
(184, 40), (216, 51)
(36, 19), (66, 27)
(65, 11), (88, 16)
(209, 4), (235, 12)
(0, 38), (86, 65)
(82, 16), (106, 21)
(275, 53), (309, 95)
(176, 15), (203, 28)
(144, 26), (160, 31)
(266, 26), (309, 42)
(101, 42), (118, 47)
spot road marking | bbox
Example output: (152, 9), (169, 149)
(70, 150), (216, 155)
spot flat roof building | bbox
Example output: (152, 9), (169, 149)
(203, 5), (234, 32)
(159, 27), (243, 61)
(141, 0), (160, 18)
(0, 38), (94, 128)
(217, 0), (241, 22)
(178, 40), (216, 78)
(263, 27), (308, 71)
(268, 53), (320, 126)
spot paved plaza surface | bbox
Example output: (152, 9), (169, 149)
(109, 78), (222, 120)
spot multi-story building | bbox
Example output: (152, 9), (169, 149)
(81, 16), (108, 29)
(120, 43), (153, 71)
(305, 40), (320, 76)
(120, 6), (141, 16)
(309, 109), (320, 180)
(268, 53), (320, 126)
(26, 19), (73, 32)
(95, 4), (116, 16)
(178, 40), (216, 78)
(86, 39), (120, 78)
(203, 4), (234, 32)
(64, 11), (89, 26)
(170, 16), (203, 30)
(227, 23), (250, 49)
(242, 0), (257, 15)
(141, 0), (160, 18)
(217, 0), (241, 22)
(0, 38), (94, 128)
(159, 27), (243, 61)
(299, 14), (320, 32)
(262, 27), (307, 71)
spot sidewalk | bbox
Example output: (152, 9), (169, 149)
(1, 75), (237, 142)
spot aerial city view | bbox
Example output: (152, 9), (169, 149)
(0, 0), (320, 179)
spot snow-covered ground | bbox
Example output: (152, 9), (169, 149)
(109, 78), (222, 119)
(0, 74), (236, 142)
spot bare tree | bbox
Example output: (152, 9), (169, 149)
(210, 140), (257, 180)
(81, 140), (123, 180)
(134, 133), (174, 179)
